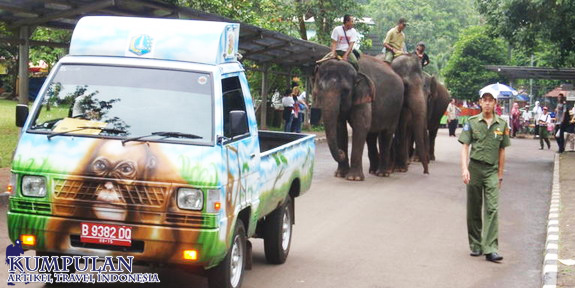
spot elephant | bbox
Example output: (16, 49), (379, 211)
(410, 75), (452, 162)
(425, 75), (451, 161)
(313, 59), (374, 181)
(360, 55), (404, 177)
(391, 54), (429, 174)
(313, 55), (404, 180)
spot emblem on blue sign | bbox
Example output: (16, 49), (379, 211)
(129, 34), (153, 56)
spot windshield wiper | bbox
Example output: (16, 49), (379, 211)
(47, 126), (127, 140)
(122, 131), (203, 145)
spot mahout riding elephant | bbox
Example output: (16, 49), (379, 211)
(360, 55), (404, 177)
(391, 54), (430, 174)
(313, 59), (375, 181)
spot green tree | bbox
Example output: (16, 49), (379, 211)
(443, 26), (508, 100)
(367, 0), (480, 77)
(476, 0), (575, 66)
(29, 27), (71, 69)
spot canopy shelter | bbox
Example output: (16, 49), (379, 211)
(0, 0), (330, 128)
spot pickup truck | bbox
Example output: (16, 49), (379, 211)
(8, 16), (315, 288)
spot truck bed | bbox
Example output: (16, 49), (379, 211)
(259, 131), (313, 154)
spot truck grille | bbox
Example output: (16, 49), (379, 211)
(165, 213), (217, 228)
(53, 179), (169, 207)
(10, 199), (52, 214)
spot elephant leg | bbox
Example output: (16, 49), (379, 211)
(428, 128), (438, 161)
(376, 130), (394, 177)
(413, 117), (430, 174)
(366, 132), (379, 175)
(335, 116), (350, 178)
(346, 103), (371, 181)
(394, 109), (410, 173)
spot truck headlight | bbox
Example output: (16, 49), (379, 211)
(21, 176), (46, 197)
(177, 188), (203, 210)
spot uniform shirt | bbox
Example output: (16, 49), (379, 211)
(331, 26), (358, 52)
(458, 113), (511, 166)
(383, 26), (405, 57)
(282, 95), (294, 108)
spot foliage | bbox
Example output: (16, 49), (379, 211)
(294, 0), (367, 46)
(442, 26), (508, 100)
(29, 27), (71, 69)
(366, 0), (480, 77)
(476, 0), (575, 67)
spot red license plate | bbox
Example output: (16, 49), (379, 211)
(80, 223), (132, 247)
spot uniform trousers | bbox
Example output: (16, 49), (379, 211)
(467, 159), (500, 254)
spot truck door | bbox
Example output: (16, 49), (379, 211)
(221, 75), (260, 214)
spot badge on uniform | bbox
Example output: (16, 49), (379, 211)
(463, 123), (470, 131)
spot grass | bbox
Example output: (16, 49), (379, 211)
(0, 99), (69, 168)
(0, 99), (20, 168)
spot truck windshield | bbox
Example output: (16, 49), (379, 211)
(29, 64), (213, 144)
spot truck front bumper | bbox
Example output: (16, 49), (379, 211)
(7, 211), (227, 267)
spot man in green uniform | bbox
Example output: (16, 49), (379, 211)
(459, 91), (510, 263)
(383, 18), (407, 63)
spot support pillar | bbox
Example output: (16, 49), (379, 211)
(18, 26), (30, 105)
(260, 64), (269, 130)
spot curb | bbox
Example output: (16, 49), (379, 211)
(542, 154), (561, 288)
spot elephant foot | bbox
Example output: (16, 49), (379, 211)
(334, 166), (349, 178)
(346, 171), (365, 181)
(430, 155), (436, 161)
(375, 170), (390, 177)
(395, 167), (408, 173)
(412, 156), (420, 162)
(369, 169), (377, 175)
(423, 169), (430, 175)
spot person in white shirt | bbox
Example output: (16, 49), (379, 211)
(282, 89), (295, 132)
(532, 101), (543, 137)
(537, 106), (552, 149)
(330, 14), (359, 70)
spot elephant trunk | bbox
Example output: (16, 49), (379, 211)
(323, 107), (347, 163)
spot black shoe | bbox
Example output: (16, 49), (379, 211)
(470, 250), (482, 257)
(485, 253), (503, 262)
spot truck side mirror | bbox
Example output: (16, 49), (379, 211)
(229, 110), (248, 137)
(16, 104), (29, 128)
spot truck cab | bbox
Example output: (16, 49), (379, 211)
(8, 16), (315, 288)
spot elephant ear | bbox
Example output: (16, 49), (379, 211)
(352, 72), (375, 105)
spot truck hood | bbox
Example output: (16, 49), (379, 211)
(13, 134), (222, 187)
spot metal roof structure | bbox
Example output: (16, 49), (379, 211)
(0, 0), (330, 68)
(485, 65), (575, 81)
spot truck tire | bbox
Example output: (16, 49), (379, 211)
(207, 221), (246, 288)
(263, 197), (292, 264)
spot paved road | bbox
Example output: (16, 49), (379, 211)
(0, 129), (554, 287)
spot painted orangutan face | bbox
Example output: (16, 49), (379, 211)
(85, 141), (158, 221)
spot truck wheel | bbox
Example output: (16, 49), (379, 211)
(263, 197), (292, 264)
(208, 221), (246, 288)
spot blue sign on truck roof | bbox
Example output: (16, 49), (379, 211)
(70, 16), (240, 65)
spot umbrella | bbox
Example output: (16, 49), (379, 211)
(515, 94), (530, 102)
(479, 83), (518, 99)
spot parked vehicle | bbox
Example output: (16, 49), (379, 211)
(8, 16), (315, 288)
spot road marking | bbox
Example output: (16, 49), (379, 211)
(542, 154), (561, 288)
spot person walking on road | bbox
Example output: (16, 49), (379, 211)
(511, 103), (521, 137)
(537, 107), (552, 150)
(555, 93), (567, 153)
(533, 101), (543, 137)
(447, 98), (460, 137)
(459, 91), (510, 263)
